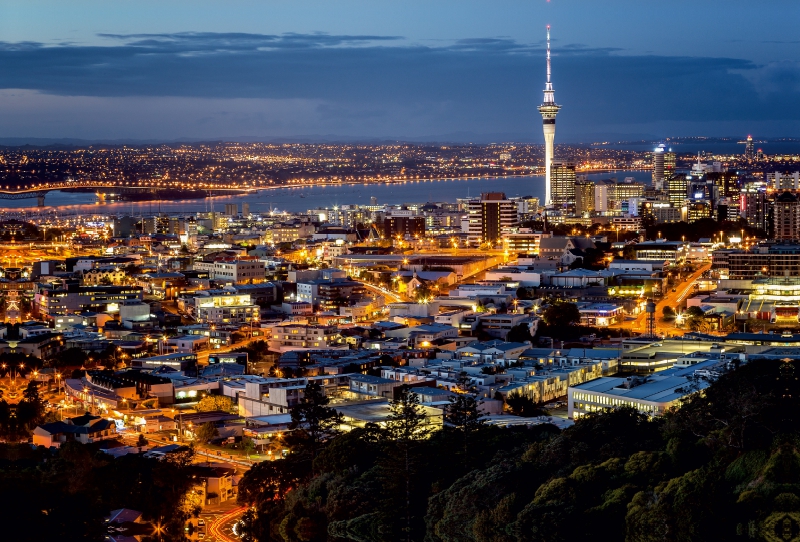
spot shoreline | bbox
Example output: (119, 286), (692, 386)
(0, 168), (651, 215)
(257, 167), (650, 192)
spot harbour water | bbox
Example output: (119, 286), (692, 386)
(0, 171), (653, 215)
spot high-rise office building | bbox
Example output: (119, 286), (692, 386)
(745, 135), (755, 160)
(594, 181), (611, 213)
(667, 174), (690, 208)
(707, 171), (740, 202)
(741, 184), (769, 232)
(611, 180), (646, 204)
(538, 26), (561, 207)
(466, 192), (517, 244)
(550, 161), (576, 208)
(575, 179), (595, 216)
(773, 191), (800, 240)
(652, 144), (676, 191)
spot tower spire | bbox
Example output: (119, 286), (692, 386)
(543, 25), (555, 104)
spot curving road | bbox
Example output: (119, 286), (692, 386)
(622, 262), (712, 335)
(206, 505), (248, 542)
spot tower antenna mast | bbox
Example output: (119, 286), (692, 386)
(545, 25), (552, 95)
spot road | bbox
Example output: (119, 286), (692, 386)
(625, 262), (712, 334)
(196, 334), (263, 365)
(360, 281), (408, 303)
(205, 505), (248, 542)
(121, 432), (257, 468)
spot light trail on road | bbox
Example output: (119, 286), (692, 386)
(208, 506), (248, 542)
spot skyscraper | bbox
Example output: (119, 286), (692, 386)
(773, 191), (800, 240)
(550, 161), (576, 208)
(741, 183), (769, 232)
(652, 144), (676, 191)
(745, 135), (754, 160)
(538, 25), (561, 207)
(667, 174), (690, 208)
(575, 178), (595, 216)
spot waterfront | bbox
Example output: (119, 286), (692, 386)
(0, 171), (653, 215)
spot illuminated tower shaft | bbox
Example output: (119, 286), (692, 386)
(538, 25), (561, 206)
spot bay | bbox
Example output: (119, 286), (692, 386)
(0, 171), (653, 215)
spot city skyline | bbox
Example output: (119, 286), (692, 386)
(0, 1), (799, 142)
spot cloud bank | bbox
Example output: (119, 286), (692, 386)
(0, 32), (797, 141)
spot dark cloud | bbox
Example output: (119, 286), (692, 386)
(97, 32), (403, 51)
(0, 32), (797, 138)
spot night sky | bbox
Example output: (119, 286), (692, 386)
(1, 0), (798, 142)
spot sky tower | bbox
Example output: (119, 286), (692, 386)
(538, 25), (561, 207)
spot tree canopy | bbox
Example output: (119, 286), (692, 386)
(542, 302), (581, 328)
(234, 359), (800, 542)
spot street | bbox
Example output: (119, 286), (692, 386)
(620, 262), (712, 335)
(204, 504), (248, 542)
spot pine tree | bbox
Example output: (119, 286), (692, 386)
(446, 392), (485, 465)
(288, 382), (343, 468)
(383, 386), (433, 542)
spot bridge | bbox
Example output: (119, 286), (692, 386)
(0, 180), (256, 206)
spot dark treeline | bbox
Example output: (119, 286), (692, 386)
(3, 359), (799, 540)
(0, 442), (197, 542)
(237, 360), (800, 542)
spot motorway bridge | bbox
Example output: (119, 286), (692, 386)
(0, 180), (255, 206)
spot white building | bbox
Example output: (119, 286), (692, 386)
(266, 324), (345, 352)
(193, 260), (265, 283)
(192, 292), (260, 325)
(165, 335), (209, 353)
(568, 358), (725, 419)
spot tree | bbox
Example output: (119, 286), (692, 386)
(662, 306), (676, 321)
(195, 422), (219, 444)
(505, 391), (548, 417)
(238, 459), (297, 508)
(506, 322), (534, 344)
(16, 380), (45, 431)
(542, 302), (581, 328)
(685, 306), (705, 318)
(241, 436), (256, 458)
(53, 347), (88, 368)
(23, 380), (41, 405)
(412, 281), (433, 302)
(446, 392), (485, 470)
(195, 394), (235, 413)
(288, 382), (343, 467)
(382, 386), (433, 542)
(137, 433), (148, 447)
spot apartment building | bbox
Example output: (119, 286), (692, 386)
(266, 324), (345, 353)
(192, 292), (260, 324)
(192, 260), (265, 283)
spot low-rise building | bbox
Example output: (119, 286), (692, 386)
(568, 358), (727, 419)
(33, 414), (116, 448)
(191, 291), (260, 325)
(266, 324), (345, 353)
(193, 260), (266, 283)
(578, 303), (624, 327)
(477, 313), (536, 340)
